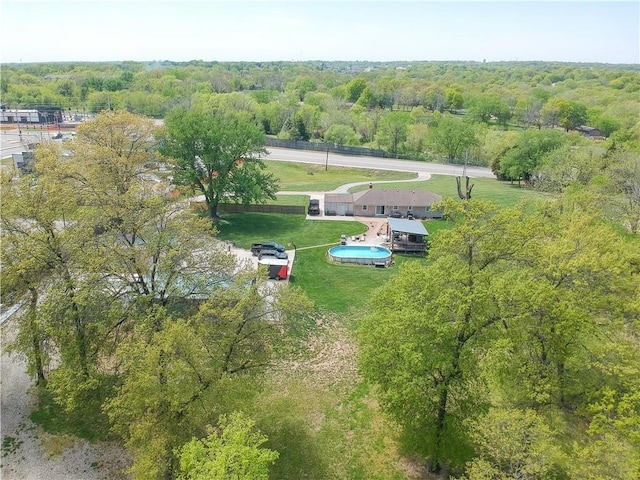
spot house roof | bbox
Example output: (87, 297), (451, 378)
(353, 189), (441, 206)
(388, 218), (429, 236)
(324, 193), (353, 203)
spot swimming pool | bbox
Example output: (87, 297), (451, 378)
(327, 245), (393, 266)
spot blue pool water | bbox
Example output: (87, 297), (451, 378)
(329, 245), (391, 259)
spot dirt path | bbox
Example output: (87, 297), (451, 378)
(1, 314), (131, 480)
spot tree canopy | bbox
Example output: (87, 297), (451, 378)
(159, 108), (278, 219)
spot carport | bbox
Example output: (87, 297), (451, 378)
(387, 218), (429, 256)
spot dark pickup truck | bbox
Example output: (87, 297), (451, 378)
(251, 241), (286, 256)
(308, 199), (320, 215)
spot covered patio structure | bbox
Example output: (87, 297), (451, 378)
(387, 217), (429, 256)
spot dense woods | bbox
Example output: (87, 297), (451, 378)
(2, 60), (639, 165)
(2, 61), (640, 478)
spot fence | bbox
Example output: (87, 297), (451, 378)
(191, 202), (305, 215)
(265, 138), (384, 158)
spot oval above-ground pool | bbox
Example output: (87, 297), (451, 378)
(327, 245), (393, 267)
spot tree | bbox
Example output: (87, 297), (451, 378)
(324, 123), (360, 146)
(355, 86), (377, 108)
(160, 107), (278, 219)
(375, 111), (411, 156)
(480, 129), (518, 177)
(513, 96), (544, 129)
(35, 111), (233, 309)
(0, 163), (96, 380)
(445, 87), (464, 111)
(468, 95), (511, 128)
(358, 198), (639, 474)
(0, 160), (120, 432)
(489, 208), (638, 411)
(540, 97), (568, 128)
(289, 113), (310, 141)
(427, 114), (478, 162)
(358, 200), (540, 472)
(176, 412), (279, 480)
(0, 173), (63, 384)
(457, 408), (560, 480)
(559, 101), (587, 132)
(605, 149), (640, 233)
(106, 274), (311, 479)
(497, 128), (566, 184)
(535, 145), (605, 192)
(345, 78), (367, 103)
(541, 98), (587, 131)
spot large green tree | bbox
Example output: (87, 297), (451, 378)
(106, 274), (312, 479)
(496, 128), (566, 184)
(427, 114), (478, 162)
(468, 95), (511, 128)
(358, 200), (540, 472)
(374, 111), (411, 156)
(160, 108), (278, 219)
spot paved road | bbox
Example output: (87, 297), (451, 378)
(266, 147), (495, 178)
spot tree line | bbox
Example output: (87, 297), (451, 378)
(2, 60), (638, 165)
(358, 198), (640, 478)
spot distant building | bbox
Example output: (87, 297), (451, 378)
(44, 74), (74, 80)
(0, 106), (63, 125)
(576, 125), (603, 138)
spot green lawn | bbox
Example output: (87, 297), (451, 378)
(349, 174), (552, 209)
(214, 212), (430, 314)
(214, 212), (365, 251)
(265, 160), (417, 192)
(213, 166), (549, 314)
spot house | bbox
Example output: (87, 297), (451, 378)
(576, 126), (603, 138)
(324, 188), (442, 218)
(387, 217), (429, 256)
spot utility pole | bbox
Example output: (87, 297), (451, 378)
(325, 144), (329, 171)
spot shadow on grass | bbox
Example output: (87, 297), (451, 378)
(260, 416), (329, 480)
(29, 383), (114, 442)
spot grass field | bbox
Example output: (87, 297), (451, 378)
(349, 174), (552, 209)
(215, 165), (548, 314)
(265, 160), (417, 192)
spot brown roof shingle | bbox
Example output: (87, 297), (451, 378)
(353, 189), (441, 206)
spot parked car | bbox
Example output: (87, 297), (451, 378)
(251, 241), (286, 256)
(258, 248), (288, 260)
(308, 199), (320, 215)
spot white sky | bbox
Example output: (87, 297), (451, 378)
(1, 0), (638, 64)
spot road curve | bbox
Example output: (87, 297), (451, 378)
(266, 147), (495, 179)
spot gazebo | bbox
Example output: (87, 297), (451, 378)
(387, 217), (429, 256)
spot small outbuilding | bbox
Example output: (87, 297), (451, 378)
(576, 126), (604, 139)
(387, 217), (429, 256)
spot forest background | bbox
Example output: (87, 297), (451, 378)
(1, 60), (640, 480)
